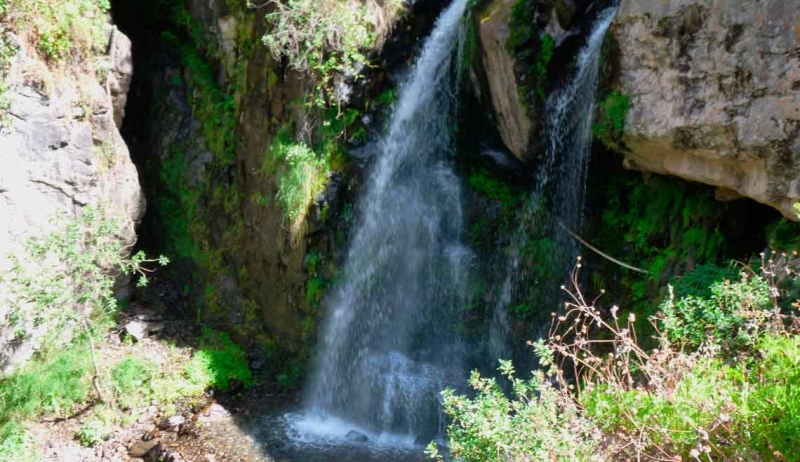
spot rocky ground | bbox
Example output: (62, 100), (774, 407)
(17, 276), (293, 462)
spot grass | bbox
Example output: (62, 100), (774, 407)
(184, 327), (254, 390)
(0, 343), (92, 423)
(263, 115), (351, 240)
(1, 0), (110, 62)
(0, 326), (253, 456)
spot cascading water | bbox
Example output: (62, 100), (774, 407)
(489, 6), (618, 361)
(300, 0), (471, 441)
(542, 5), (618, 245)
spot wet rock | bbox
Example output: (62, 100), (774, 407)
(346, 430), (369, 443)
(475, 0), (533, 162)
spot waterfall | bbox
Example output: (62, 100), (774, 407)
(302, 0), (471, 439)
(543, 6), (618, 241)
(489, 6), (618, 361)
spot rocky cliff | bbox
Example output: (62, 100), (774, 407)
(112, 0), (438, 376)
(614, 0), (800, 219)
(0, 26), (143, 370)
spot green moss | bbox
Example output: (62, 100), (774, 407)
(468, 169), (521, 209)
(184, 328), (254, 389)
(506, 0), (552, 103)
(593, 92), (630, 151)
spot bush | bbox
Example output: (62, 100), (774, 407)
(434, 260), (800, 461)
(260, 0), (403, 106)
(660, 273), (773, 349)
(1, 0), (110, 61)
(2, 206), (168, 351)
(428, 353), (602, 462)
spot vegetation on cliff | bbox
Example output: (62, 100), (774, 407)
(0, 0), (110, 61)
(260, 0), (403, 106)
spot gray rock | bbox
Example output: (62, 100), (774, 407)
(615, 0), (800, 219)
(124, 320), (165, 341)
(0, 24), (143, 373)
(345, 430), (369, 443)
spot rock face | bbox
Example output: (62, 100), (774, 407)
(476, 0), (533, 161)
(0, 28), (144, 371)
(615, 0), (800, 219)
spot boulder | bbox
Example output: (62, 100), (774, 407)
(475, 0), (534, 161)
(345, 429), (369, 443)
(614, 0), (800, 219)
(0, 28), (144, 372)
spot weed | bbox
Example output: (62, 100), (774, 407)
(592, 91), (629, 150)
(435, 258), (800, 461)
(0, 421), (36, 462)
(2, 0), (110, 62)
(75, 419), (110, 446)
(0, 343), (92, 423)
(259, 0), (404, 107)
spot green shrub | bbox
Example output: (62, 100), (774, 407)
(75, 419), (110, 446)
(742, 335), (800, 458)
(429, 350), (602, 462)
(660, 273), (772, 349)
(435, 262), (800, 461)
(593, 91), (630, 150)
(260, 0), (403, 106)
(2, 0), (110, 61)
(3, 206), (168, 347)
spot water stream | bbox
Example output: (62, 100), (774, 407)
(291, 0), (471, 449)
(489, 5), (618, 362)
(258, 2), (618, 459)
